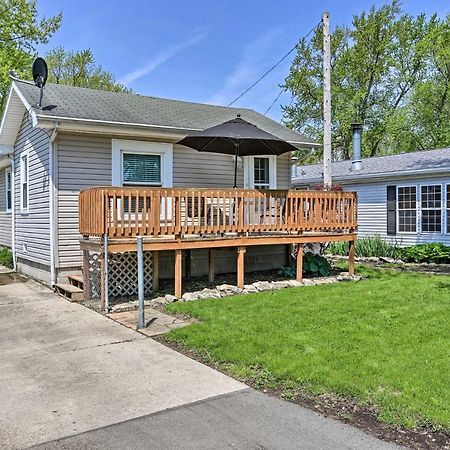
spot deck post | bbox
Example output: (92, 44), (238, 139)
(348, 240), (355, 276)
(100, 247), (105, 311)
(82, 248), (91, 302)
(137, 236), (145, 328)
(208, 249), (215, 283)
(237, 246), (246, 289)
(296, 244), (303, 282)
(152, 251), (159, 292)
(174, 249), (182, 298)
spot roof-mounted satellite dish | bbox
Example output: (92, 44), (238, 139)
(32, 57), (48, 109)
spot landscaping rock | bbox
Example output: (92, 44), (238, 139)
(149, 296), (168, 307)
(271, 280), (291, 289)
(287, 280), (303, 287)
(197, 288), (222, 299)
(253, 281), (275, 291)
(165, 294), (178, 303)
(243, 284), (258, 293)
(182, 292), (199, 301)
(217, 283), (240, 293)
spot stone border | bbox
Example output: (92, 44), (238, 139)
(111, 272), (362, 313)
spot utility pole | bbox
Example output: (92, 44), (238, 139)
(322, 11), (332, 189)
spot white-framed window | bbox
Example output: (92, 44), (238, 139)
(420, 184), (442, 233)
(112, 139), (173, 187)
(244, 155), (277, 189)
(20, 151), (29, 212)
(446, 184), (450, 234)
(5, 167), (12, 212)
(397, 186), (417, 233)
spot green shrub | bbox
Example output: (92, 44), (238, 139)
(327, 235), (400, 258)
(0, 247), (13, 268)
(278, 252), (332, 278)
(399, 243), (450, 264)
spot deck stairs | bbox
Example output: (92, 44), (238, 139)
(55, 274), (84, 302)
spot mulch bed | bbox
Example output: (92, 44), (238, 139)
(155, 338), (450, 450)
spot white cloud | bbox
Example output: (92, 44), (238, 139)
(206, 28), (284, 107)
(119, 31), (207, 86)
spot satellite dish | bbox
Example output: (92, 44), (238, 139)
(32, 57), (48, 109)
(32, 57), (48, 88)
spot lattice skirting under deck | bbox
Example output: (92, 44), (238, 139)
(87, 251), (153, 300)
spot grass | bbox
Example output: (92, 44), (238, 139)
(166, 266), (450, 431)
(0, 247), (13, 268)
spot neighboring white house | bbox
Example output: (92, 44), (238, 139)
(292, 148), (450, 246)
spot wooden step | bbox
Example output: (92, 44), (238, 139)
(55, 283), (84, 303)
(68, 274), (84, 290)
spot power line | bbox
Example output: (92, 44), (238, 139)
(264, 87), (286, 115)
(228, 21), (321, 108)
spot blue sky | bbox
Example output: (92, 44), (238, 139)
(37, 0), (449, 121)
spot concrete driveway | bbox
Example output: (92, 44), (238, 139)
(0, 275), (404, 449)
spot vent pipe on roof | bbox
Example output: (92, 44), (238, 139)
(351, 123), (363, 171)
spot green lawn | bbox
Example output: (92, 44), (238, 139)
(166, 267), (450, 430)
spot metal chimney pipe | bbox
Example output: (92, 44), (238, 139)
(351, 123), (363, 171)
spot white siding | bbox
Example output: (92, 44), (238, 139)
(342, 176), (450, 246)
(13, 115), (50, 267)
(0, 166), (12, 247)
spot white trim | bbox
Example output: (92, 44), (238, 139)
(111, 139), (173, 187)
(419, 183), (443, 235)
(244, 155), (277, 189)
(49, 127), (58, 286)
(19, 149), (29, 213)
(34, 114), (317, 147)
(396, 184), (417, 234)
(5, 166), (11, 212)
(445, 184), (450, 235)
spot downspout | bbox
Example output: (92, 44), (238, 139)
(49, 125), (58, 287)
(9, 154), (16, 272)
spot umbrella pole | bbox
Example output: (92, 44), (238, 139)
(233, 145), (239, 189)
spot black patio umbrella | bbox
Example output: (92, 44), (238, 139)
(177, 114), (298, 188)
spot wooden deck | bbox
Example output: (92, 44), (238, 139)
(79, 187), (357, 303)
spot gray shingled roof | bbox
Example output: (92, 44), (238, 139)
(15, 81), (316, 146)
(293, 147), (450, 184)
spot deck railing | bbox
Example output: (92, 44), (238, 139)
(79, 187), (357, 238)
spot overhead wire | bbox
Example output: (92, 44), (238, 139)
(226, 21), (321, 110)
(263, 21), (322, 116)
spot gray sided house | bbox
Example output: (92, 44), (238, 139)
(292, 148), (450, 246)
(0, 80), (317, 286)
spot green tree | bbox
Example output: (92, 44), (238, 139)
(0, 0), (61, 111)
(283, 1), (434, 160)
(45, 46), (130, 93)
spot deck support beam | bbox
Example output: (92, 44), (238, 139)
(208, 249), (215, 283)
(152, 251), (159, 292)
(237, 246), (246, 289)
(348, 240), (355, 276)
(296, 244), (303, 282)
(175, 249), (183, 298)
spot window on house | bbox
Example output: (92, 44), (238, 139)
(398, 186), (416, 232)
(122, 153), (161, 212)
(20, 152), (29, 211)
(447, 185), (450, 234)
(253, 157), (270, 189)
(421, 185), (441, 232)
(5, 167), (11, 212)
(122, 153), (162, 186)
